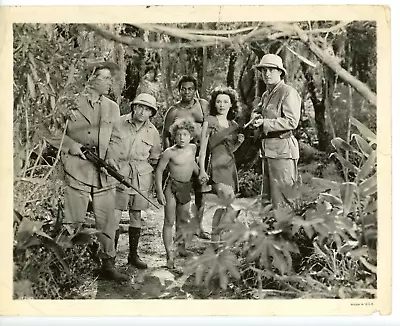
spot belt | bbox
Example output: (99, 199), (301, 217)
(263, 130), (293, 139)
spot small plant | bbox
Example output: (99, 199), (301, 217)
(13, 204), (104, 299)
(183, 118), (377, 299)
(238, 169), (262, 198)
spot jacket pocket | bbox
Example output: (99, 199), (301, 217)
(140, 138), (153, 156)
(262, 138), (291, 158)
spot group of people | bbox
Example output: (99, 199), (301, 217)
(47, 53), (301, 282)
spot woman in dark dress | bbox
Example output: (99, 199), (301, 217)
(198, 86), (244, 248)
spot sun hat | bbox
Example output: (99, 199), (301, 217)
(131, 93), (158, 117)
(255, 54), (286, 76)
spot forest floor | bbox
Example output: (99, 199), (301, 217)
(88, 162), (335, 300)
(92, 194), (256, 300)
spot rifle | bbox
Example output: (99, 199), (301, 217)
(81, 146), (160, 209)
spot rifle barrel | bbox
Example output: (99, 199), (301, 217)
(82, 147), (160, 209)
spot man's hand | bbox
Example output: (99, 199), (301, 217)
(252, 118), (264, 128)
(157, 192), (166, 205)
(100, 158), (119, 177)
(69, 143), (86, 160)
(244, 113), (262, 129)
(237, 133), (245, 143)
(250, 112), (262, 121)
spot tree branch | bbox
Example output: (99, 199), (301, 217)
(84, 22), (376, 106)
(82, 23), (217, 50)
(293, 24), (377, 106)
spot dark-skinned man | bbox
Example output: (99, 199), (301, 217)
(162, 75), (210, 241)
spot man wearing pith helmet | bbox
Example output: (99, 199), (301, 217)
(46, 58), (129, 282)
(109, 93), (162, 269)
(250, 54), (301, 208)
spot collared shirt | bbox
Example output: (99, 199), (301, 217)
(109, 113), (162, 186)
(254, 80), (301, 159)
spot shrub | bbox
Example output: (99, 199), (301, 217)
(237, 169), (262, 198)
(183, 118), (377, 299)
(13, 178), (100, 299)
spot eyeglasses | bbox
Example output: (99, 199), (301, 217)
(96, 76), (112, 82)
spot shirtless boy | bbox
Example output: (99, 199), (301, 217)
(162, 75), (210, 239)
(156, 118), (199, 269)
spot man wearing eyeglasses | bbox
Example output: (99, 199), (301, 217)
(47, 59), (129, 282)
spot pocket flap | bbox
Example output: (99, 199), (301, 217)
(142, 138), (154, 146)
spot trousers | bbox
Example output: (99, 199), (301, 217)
(261, 157), (298, 208)
(64, 185), (117, 258)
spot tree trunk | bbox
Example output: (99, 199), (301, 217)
(301, 62), (331, 151)
(158, 33), (172, 110)
(121, 27), (145, 106)
(227, 51), (237, 88)
(294, 25), (376, 106)
(200, 23), (209, 98)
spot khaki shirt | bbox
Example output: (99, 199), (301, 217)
(48, 94), (121, 191)
(109, 114), (162, 193)
(254, 80), (301, 159)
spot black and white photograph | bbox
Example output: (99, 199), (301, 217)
(0, 4), (391, 317)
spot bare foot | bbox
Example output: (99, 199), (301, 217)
(166, 260), (175, 269)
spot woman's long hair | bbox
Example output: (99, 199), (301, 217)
(209, 86), (240, 121)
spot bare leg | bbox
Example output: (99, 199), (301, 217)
(211, 208), (225, 250)
(162, 183), (176, 269)
(176, 201), (191, 257)
(212, 183), (236, 250)
(193, 177), (209, 239)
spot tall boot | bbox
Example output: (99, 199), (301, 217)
(110, 229), (120, 266)
(128, 227), (147, 269)
(100, 258), (129, 282)
(114, 228), (120, 250)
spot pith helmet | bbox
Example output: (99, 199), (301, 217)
(255, 54), (287, 76)
(132, 93), (158, 117)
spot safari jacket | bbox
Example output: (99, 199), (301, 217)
(48, 95), (121, 191)
(108, 114), (162, 194)
(253, 80), (301, 159)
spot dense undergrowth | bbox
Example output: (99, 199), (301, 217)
(182, 118), (377, 299)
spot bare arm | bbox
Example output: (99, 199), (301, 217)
(199, 99), (209, 121)
(231, 135), (245, 153)
(198, 120), (210, 179)
(191, 144), (200, 176)
(155, 150), (171, 198)
(162, 107), (176, 149)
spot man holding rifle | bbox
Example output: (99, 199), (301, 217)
(109, 93), (161, 269)
(46, 59), (129, 282)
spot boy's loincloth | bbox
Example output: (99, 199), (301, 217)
(169, 177), (192, 205)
